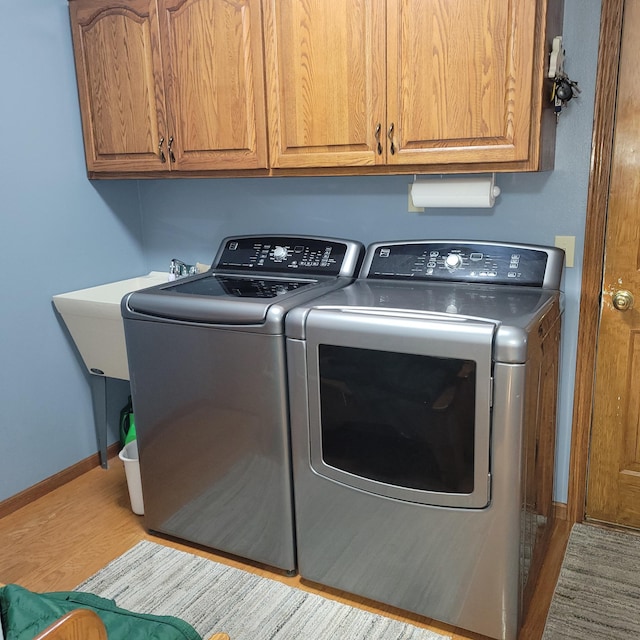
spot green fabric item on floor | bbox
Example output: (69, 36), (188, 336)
(0, 584), (202, 640)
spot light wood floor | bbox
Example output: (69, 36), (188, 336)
(0, 456), (570, 640)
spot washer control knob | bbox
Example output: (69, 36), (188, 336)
(272, 246), (288, 260)
(445, 253), (463, 270)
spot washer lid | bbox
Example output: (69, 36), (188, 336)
(125, 274), (319, 324)
(123, 235), (364, 327)
(164, 274), (316, 299)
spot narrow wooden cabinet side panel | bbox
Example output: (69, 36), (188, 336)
(386, 0), (537, 166)
(520, 307), (561, 623)
(263, 0), (386, 169)
(159, 0), (268, 170)
(69, 0), (169, 172)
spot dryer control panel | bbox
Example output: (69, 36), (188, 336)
(365, 241), (564, 288)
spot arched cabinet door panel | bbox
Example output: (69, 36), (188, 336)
(69, 0), (268, 174)
(69, 0), (169, 172)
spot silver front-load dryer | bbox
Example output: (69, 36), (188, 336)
(122, 235), (363, 572)
(285, 240), (564, 638)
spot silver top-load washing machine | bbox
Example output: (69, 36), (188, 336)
(285, 240), (564, 639)
(121, 235), (363, 572)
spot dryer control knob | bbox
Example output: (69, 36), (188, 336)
(272, 246), (288, 260)
(445, 253), (462, 269)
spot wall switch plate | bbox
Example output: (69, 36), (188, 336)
(408, 185), (424, 212)
(554, 235), (575, 267)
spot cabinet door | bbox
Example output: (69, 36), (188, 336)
(69, 0), (169, 172)
(159, 0), (268, 170)
(386, 0), (537, 166)
(263, 0), (386, 169)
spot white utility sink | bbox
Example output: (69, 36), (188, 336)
(53, 272), (168, 380)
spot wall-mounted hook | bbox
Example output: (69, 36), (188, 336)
(548, 36), (565, 78)
(548, 36), (580, 122)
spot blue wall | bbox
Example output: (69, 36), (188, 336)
(1, 0), (600, 504)
(0, 2), (146, 500)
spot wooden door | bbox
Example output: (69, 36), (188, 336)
(158, 0), (268, 170)
(69, 0), (169, 173)
(263, 0), (386, 168)
(385, 0), (537, 166)
(586, 0), (640, 528)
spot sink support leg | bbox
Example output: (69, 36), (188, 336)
(90, 375), (109, 469)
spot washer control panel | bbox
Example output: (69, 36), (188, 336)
(214, 236), (361, 277)
(366, 241), (559, 287)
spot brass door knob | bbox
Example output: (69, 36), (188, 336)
(612, 289), (634, 311)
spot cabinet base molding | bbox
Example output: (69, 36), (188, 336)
(86, 159), (552, 181)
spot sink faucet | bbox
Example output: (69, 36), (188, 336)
(169, 259), (197, 280)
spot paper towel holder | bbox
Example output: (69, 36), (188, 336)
(409, 173), (501, 211)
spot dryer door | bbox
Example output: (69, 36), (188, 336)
(304, 308), (496, 508)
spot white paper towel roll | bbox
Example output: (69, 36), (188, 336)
(410, 175), (501, 208)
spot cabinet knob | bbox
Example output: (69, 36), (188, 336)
(388, 123), (395, 155)
(613, 289), (634, 311)
(158, 137), (166, 163)
(168, 136), (176, 163)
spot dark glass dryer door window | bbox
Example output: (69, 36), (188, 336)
(304, 307), (494, 509)
(319, 345), (476, 495)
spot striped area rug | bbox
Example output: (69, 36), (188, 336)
(76, 540), (450, 640)
(543, 523), (640, 639)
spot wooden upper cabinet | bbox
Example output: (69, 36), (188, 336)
(69, 0), (168, 172)
(69, 0), (268, 174)
(264, 0), (555, 172)
(263, 0), (386, 169)
(70, 0), (557, 176)
(159, 0), (268, 170)
(386, 0), (537, 166)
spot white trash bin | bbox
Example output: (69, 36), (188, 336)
(119, 440), (144, 515)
